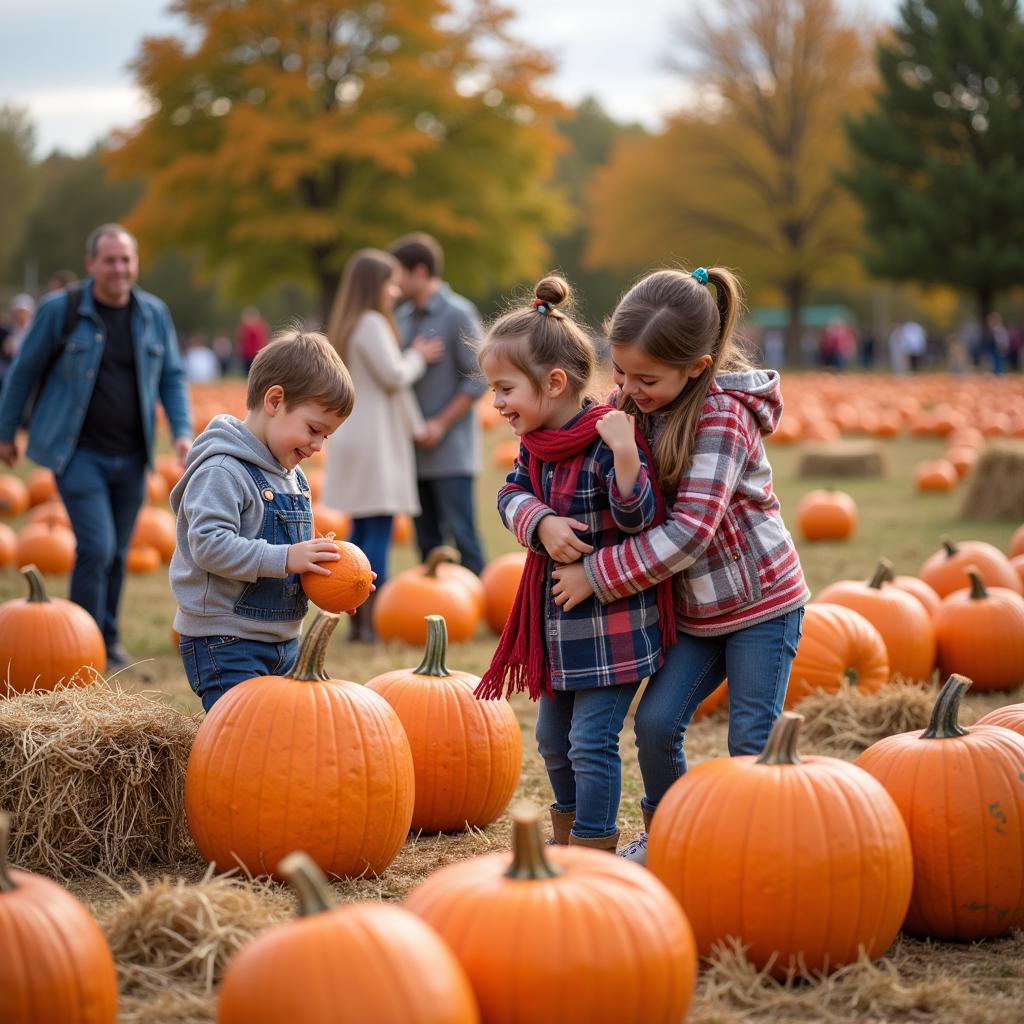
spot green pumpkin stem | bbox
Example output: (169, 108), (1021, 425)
(755, 712), (804, 766)
(940, 536), (958, 557)
(505, 804), (562, 881)
(0, 812), (15, 893)
(415, 615), (451, 677)
(424, 545), (460, 578)
(20, 565), (49, 604)
(922, 674), (971, 739)
(278, 852), (335, 916)
(966, 566), (988, 601)
(867, 558), (895, 590)
(290, 611), (340, 682)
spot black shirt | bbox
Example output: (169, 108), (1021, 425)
(77, 297), (146, 457)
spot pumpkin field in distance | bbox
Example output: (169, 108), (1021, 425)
(0, 371), (1023, 1024)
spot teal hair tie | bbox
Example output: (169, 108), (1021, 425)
(691, 267), (709, 286)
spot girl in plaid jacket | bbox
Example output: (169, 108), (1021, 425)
(475, 276), (677, 853)
(552, 267), (808, 864)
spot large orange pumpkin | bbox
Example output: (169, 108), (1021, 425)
(0, 474), (29, 518)
(218, 852), (478, 1024)
(131, 506), (177, 563)
(0, 565), (106, 692)
(856, 674), (1024, 940)
(185, 612), (414, 879)
(795, 488), (857, 541)
(374, 548), (481, 645)
(918, 537), (1023, 597)
(26, 500), (71, 530)
(784, 603), (889, 707)
(885, 574), (941, 618)
(648, 713), (912, 976)
(300, 537), (373, 614)
(366, 615), (522, 832)
(0, 523), (15, 568)
(15, 522), (76, 575)
(480, 552), (527, 633)
(0, 812), (118, 1023)
(933, 568), (1024, 690)
(814, 559), (935, 682)
(405, 807), (697, 1024)
(975, 701), (1024, 738)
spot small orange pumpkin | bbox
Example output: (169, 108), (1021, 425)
(0, 813), (118, 1023)
(146, 471), (169, 505)
(0, 523), (15, 568)
(975, 702), (1024, 738)
(648, 713), (912, 976)
(0, 565), (105, 693)
(15, 522), (76, 575)
(300, 537), (373, 613)
(406, 806), (698, 1024)
(131, 506), (177, 563)
(154, 453), (185, 490)
(127, 545), (162, 574)
(492, 437), (521, 468)
(856, 674), (1024, 940)
(480, 552), (527, 633)
(25, 468), (57, 507)
(0, 474), (29, 518)
(26, 500), (71, 529)
(392, 513), (414, 545)
(785, 603), (889, 706)
(919, 536), (1022, 597)
(914, 459), (958, 492)
(933, 567), (1024, 691)
(311, 504), (351, 540)
(795, 488), (857, 542)
(366, 615), (522, 833)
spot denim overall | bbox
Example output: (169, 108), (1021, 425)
(179, 461), (312, 712)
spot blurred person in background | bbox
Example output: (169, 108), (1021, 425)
(184, 333), (221, 384)
(237, 306), (269, 373)
(0, 293), (36, 387)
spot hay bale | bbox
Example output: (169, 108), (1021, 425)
(797, 441), (888, 479)
(99, 868), (291, 1023)
(0, 682), (200, 875)
(792, 679), (936, 757)
(960, 442), (1024, 520)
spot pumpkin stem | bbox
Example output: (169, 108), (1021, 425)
(0, 812), (15, 893)
(845, 667), (859, 687)
(415, 615), (451, 677)
(504, 803), (562, 881)
(290, 611), (340, 682)
(867, 558), (895, 590)
(424, 545), (460, 578)
(278, 852), (335, 916)
(755, 712), (804, 765)
(922, 674), (971, 740)
(940, 536), (958, 557)
(965, 566), (988, 601)
(19, 564), (49, 604)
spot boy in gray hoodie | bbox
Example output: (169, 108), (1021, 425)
(170, 330), (355, 711)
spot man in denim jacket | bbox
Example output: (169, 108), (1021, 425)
(0, 223), (192, 669)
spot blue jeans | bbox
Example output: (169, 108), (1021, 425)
(535, 683), (641, 839)
(350, 514), (393, 585)
(415, 475), (485, 574)
(56, 447), (147, 648)
(635, 607), (804, 812)
(179, 634), (299, 712)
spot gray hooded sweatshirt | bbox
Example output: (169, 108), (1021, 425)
(170, 415), (308, 643)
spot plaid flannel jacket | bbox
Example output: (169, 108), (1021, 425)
(583, 371), (809, 636)
(498, 414), (664, 690)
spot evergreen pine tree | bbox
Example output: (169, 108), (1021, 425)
(843, 0), (1024, 320)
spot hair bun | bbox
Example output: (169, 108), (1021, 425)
(534, 275), (570, 309)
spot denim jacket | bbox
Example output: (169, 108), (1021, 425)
(0, 281), (192, 473)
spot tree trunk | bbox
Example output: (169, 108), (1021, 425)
(783, 277), (805, 367)
(976, 286), (994, 325)
(318, 268), (339, 329)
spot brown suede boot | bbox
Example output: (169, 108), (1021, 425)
(548, 807), (576, 845)
(568, 830), (620, 853)
(358, 591), (378, 643)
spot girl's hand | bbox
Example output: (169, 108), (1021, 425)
(537, 516), (594, 563)
(551, 562), (595, 612)
(595, 410), (636, 452)
(287, 538), (341, 575)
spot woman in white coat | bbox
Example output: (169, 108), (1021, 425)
(323, 249), (443, 640)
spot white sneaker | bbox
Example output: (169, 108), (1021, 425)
(618, 831), (647, 865)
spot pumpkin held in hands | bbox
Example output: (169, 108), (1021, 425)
(301, 536), (373, 613)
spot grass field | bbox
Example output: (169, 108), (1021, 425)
(1, 376), (1023, 1023)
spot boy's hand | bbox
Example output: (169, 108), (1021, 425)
(595, 410), (636, 452)
(537, 515), (593, 564)
(288, 538), (341, 576)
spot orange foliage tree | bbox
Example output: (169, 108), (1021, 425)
(584, 0), (876, 362)
(107, 0), (570, 319)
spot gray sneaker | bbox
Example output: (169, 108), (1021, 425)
(618, 831), (647, 865)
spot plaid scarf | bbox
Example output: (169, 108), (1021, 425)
(476, 404), (676, 701)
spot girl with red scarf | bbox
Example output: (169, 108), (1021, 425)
(476, 276), (675, 853)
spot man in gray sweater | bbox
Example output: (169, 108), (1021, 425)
(389, 233), (487, 574)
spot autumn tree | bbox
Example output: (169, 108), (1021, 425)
(0, 106), (38, 284)
(844, 0), (1024, 321)
(106, 0), (570, 320)
(584, 0), (875, 362)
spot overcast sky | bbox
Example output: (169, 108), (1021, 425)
(3, 0), (900, 157)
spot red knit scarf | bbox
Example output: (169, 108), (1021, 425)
(475, 404), (676, 701)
